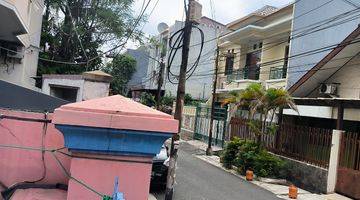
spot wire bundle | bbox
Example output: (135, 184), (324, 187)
(166, 0), (205, 84)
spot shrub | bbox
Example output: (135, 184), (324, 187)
(221, 138), (286, 178)
(220, 137), (244, 169)
(253, 150), (285, 178)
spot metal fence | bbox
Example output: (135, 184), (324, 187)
(339, 131), (360, 170)
(230, 117), (333, 168)
(194, 106), (227, 147)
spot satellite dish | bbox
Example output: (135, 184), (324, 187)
(157, 22), (169, 33)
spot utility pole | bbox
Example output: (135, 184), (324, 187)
(206, 47), (219, 155)
(202, 83), (206, 100)
(156, 58), (165, 109)
(165, 0), (193, 199)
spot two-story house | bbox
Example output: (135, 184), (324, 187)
(0, 0), (44, 90)
(215, 4), (293, 100)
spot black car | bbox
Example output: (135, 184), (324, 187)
(151, 145), (169, 188)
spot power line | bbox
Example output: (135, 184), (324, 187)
(189, 37), (360, 78)
(189, 6), (360, 49)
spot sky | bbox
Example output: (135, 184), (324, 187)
(132, 0), (293, 37)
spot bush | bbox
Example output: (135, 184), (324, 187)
(221, 138), (286, 178)
(221, 137), (244, 169)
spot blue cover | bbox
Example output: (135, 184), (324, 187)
(55, 125), (172, 157)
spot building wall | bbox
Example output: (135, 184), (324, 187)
(160, 20), (224, 99)
(83, 80), (110, 101)
(126, 48), (150, 91)
(287, 0), (359, 88)
(324, 54), (360, 99)
(260, 39), (289, 81)
(0, 0), (44, 90)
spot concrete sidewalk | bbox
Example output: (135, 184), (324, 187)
(185, 140), (351, 200)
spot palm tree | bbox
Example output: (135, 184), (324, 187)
(224, 83), (297, 146)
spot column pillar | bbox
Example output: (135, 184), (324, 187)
(327, 129), (343, 193)
(53, 95), (178, 200)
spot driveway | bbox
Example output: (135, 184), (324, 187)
(151, 142), (280, 200)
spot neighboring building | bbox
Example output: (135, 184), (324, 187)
(287, 0), (360, 88)
(283, 2), (360, 198)
(125, 47), (160, 100)
(42, 70), (112, 102)
(147, 2), (226, 100)
(215, 4), (293, 101)
(0, 0), (44, 90)
(283, 0), (360, 130)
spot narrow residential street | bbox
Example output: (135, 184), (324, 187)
(151, 142), (280, 200)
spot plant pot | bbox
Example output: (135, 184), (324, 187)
(289, 185), (298, 199)
(246, 170), (253, 181)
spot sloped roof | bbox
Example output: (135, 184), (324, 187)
(82, 70), (112, 82)
(83, 70), (112, 77)
(0, 80), (68, 112)
(227, 5), (279, 29)
(288, 26), (360, 96)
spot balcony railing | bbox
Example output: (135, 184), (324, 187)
(269, 66), (287, 80)
(227, 66), (260, 82)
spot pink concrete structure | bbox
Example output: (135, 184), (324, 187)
(0, 109), (70, 188)
(53, 95), (178, 200)
(54, 95), (178, 133)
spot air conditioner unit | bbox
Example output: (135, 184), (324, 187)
(7, 45), (24, 60)
(319, 83), (337, 95)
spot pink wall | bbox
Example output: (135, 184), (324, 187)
(67, 155), (152, 200)
(0, 109), (70, 188)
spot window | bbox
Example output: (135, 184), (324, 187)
(284, 45), (290, 67)
(50, 85), (78, 102)
(245, 50), (262, 80)
(225, 50), (234, 75)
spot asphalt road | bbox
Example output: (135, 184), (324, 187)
(151, 142), (280, 200)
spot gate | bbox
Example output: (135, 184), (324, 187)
(193, 105), (227, 147)
(336, 131), (360, 199)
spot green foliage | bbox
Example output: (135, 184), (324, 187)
(104, 54), (136, 95)
(221, 137), (245, 169)
(223, 83), (297, 145)
(183, 93), (204, 106)
(184, 94), (193, 105)
(161, 93), (175, 107)
(140, 92), (156, 107)
(221, 138), (286, 178)
(38, 0), (145, 75)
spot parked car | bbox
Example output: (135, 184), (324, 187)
(151, 145), (169, 188)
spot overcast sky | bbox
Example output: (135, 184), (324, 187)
(134, 0), (293, 35)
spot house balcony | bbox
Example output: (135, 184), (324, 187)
(217, 66), (261, 93)
(0, 0), (31, 43)
(265, 66), (287, 89)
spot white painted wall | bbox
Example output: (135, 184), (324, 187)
(83, 81), (110, 101)
(327, 130), (343, 193)
(324, 54), (360, 99)
(287, 0), (359, 88)
(0, 0), (44, 90)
